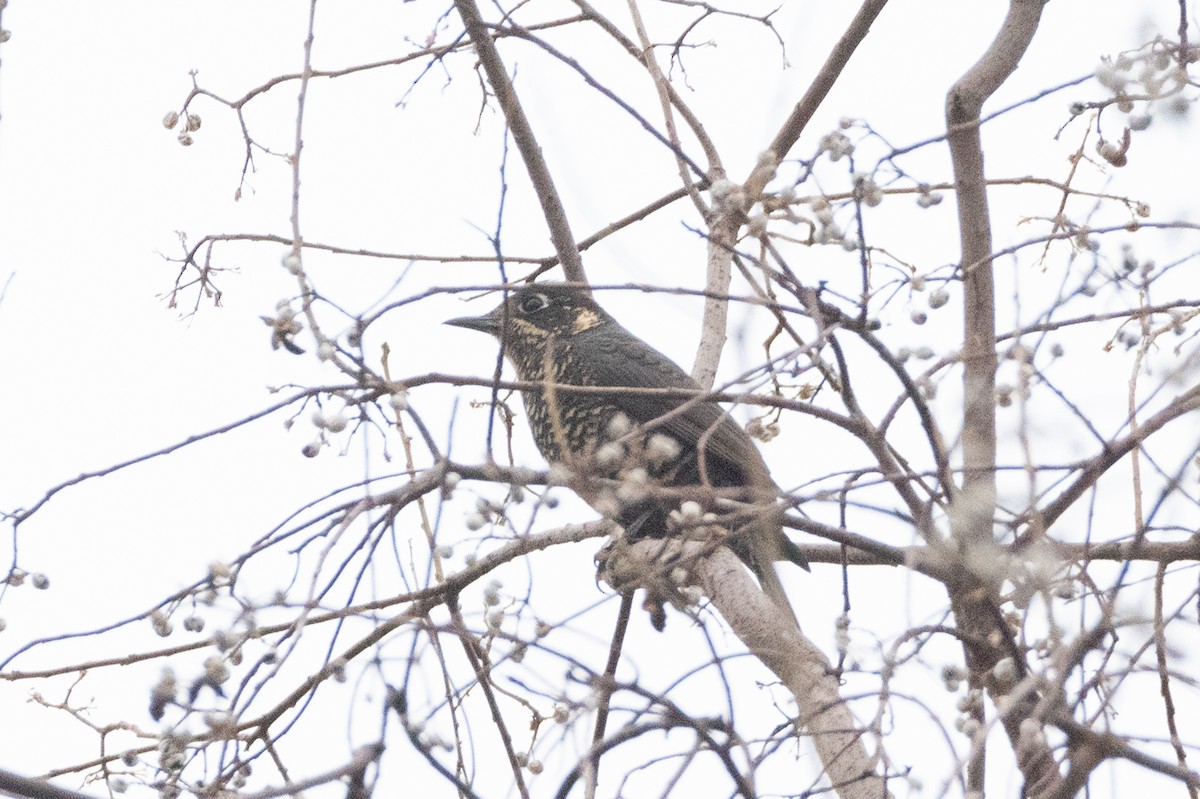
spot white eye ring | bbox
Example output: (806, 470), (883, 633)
(517, 293), (549, 314)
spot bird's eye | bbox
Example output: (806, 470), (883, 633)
(517, 293), (550, 314)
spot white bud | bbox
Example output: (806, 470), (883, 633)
(709, 179), (737, 201)
(204, 655), (230, 685)
(746, 213), (768, 237)
(819, 131), (854, 161)
(916, 191), (943, 208)
(593, 442), (625, 468)
(1018, 718), (1046, 748)
(618, 467), (648, 491)
(204, 711), (235, 735)
(606, 413), (632, 439)
(151, 611), (173, 637)
(547, 463), (572, 485)
(992, 657), (1018, 688)
(646, 434), (681, 464)
(1094, 60), (1126, 91)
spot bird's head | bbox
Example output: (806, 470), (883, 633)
(445, 284), (610, 348)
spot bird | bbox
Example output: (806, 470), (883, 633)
(446, 283), (807, 624)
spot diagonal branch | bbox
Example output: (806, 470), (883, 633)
(608, 540), (895, 799)
(454, 0), (586, 284)
(754, 0), (890, 195)
(1019, 383), (1200, 541)
(698, 0), (890, 386)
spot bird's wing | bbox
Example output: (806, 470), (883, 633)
(576, 323), (767, 485)
(577, 322), (809, 573)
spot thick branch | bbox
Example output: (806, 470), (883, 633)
(760, 0), (890, 187)
(0, 771), (101, 799)
(609, 540), (894, 799)
(698, 548), (894, 799)
(944, 2), (1050, 795)
(454, 0), (586, 283)
(947, 0), (1045, 542)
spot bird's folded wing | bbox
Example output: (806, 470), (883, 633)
(576, 323), (771, 490)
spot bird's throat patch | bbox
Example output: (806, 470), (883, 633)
(572, 309), (603, 334)
(511, 317), (549, 339)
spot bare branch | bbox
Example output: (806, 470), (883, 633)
(454, 0), (586, 283)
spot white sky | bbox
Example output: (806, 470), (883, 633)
(1, 1), (1197, 797)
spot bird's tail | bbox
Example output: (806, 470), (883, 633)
(744, 507), (804, 629)
(753, 556), (803, 629)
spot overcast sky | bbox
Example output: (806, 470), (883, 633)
(1, 2), (1197, 797)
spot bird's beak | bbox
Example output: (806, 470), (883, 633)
(444, 306), (502, 335)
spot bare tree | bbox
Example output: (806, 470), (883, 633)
(4, 2), (1200, 798)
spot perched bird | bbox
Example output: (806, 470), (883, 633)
(446, 283), (807, 623)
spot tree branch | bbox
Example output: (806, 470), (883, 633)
(455, 0), (586, 283)
(606, 540), (895, 799)
(944, 2), (1051, 794)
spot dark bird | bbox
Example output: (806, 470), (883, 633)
(446, 283), (807, 623)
